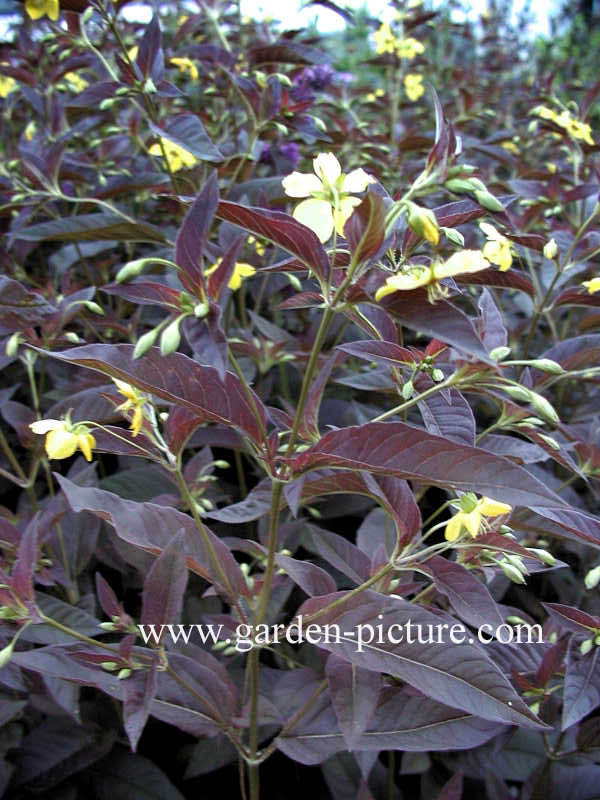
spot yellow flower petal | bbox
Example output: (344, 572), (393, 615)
(433, 250), (489, 279)
(228, 262), (256, 291)
(131, 406), (143, 438)
(582, 277), (600, 295)
(292, 198), (334, 243)
(375, 268), (432, 301)
(281, 171), (322, 198)
(30, 419), (63, 434)
(462, 509), (482, 538)
(313, 152), (341, 186)
(333, 195), (361, 236)
(45, 428), (78, 460)
(78, 433), (95, 461)
(25, 0), (59, 20)
(444, 513), (463, 542)
(342, 168), (374, 193)
(479, 498), (512, 517)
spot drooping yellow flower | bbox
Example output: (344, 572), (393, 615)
(480, 222), (514, 271)
(533, 105), (594, 146)
(365, 88), (385, 103)
(148, 137), (197, 172)
(445, 494), (512, 542)
(282, 152), (375, 243)
(375, 250), (489, 302)
(63, 72), (89, 93)
(170, 57), (199, 81)
(204, 259), (256, 291)
(25, 0), (59, 21)
(404, 73), (424, 101)
(582, 277), (600, 295)
(114, 380), (150, 437)
(30, 419), (96, 462)
(395, 37), (425, 59)
(0, 75), (16, 99)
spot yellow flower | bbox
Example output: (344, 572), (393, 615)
(247, 235), (266, 256)
(445, 494), (512, 542)
(128, 46), (139, 62)
(25, 0), (58, 21)
(373, 23), (398, 55)
(204, 259), (256, 291)
(63, 72), (89, 92)
(582, 277), (600, 295)
(375, 250), (489, 302)
(170, 57), (199, 81)
(365, 88), (385, 103)
(148, 137), (197, 172)
(534, 106), (594, 146)
(114, 380), (150, 437)
(0, 75), (16, 99)
(24, 121), (36, 141)
(533, 105), (558, 122)
(30, 419), (95, 462)
(480, 222), (513, 271)
(404, 73), (424, 101)
(395, 37), (425, 59)
(500, 140), (519, 154)
(282, 152), (375, 243)
(564, 116), (594, 146)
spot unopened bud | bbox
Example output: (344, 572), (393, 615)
(117, 668), (132, 679)
(440, 227), (464, 246)
(406, 202), (439, 245)
(503, 384), (533, 403)
(536, 433), (561, 451)
(83, 301), (104, 315)
(506, 615), (528, 625)
(490, 346), (511, 361)
(134, 328), (159, 359)
(214, 460), (230, 469)
(193, 301), (210, 318)
(474, 190), (505, 213)
(285, 272), (303, 291)
(529, 392), (560, 425)
(529, 359), (564, 374)
(116, 259), (148, 283)
(527, 548), (556, 566)
(584, 565), (600, 590)
(500, 561), (526, 584)
(431, 368), (444, 382)
(543, 238), (558, 260)
(5, 332), (22, 357)
(100, 661), (119, 671)
(0, 640), (15, 668)
(160, 318), (181, 355)
(65, 332), (84, 343)
(402, 380), (414, 400)
(99, 622), (118, 631)
(445, 178), (477, 194)
(580, 638), (594, 655)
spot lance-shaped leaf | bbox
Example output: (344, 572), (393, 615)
(175, 172), (218, 295)
(326, 654), (381, 748)
(276, 553), (337, 596)
(296, 591), (546, 728)
(151, 114), (223, 163)
(122, 663), (159, 752)
(141, 531), (188, 632)
(102, 282), (183, 310)
(43, 344), (268, 448)
(423, 555), (504, 629)
(137, 15), (164, 81)
(216, 200), (330, 284)
(343, 192), (386, 265)
(57, 476), (247, 602)
(0, 276), (56, 331)
(13, 213), (168, 244)
(543, 603), (600, 634)
(562, 640), (600, 730)
(418, 388), (476, 447)
(288, 420), (566, 509)
(337, 339), (416, 368)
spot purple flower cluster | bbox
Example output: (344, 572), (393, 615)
(260, 141), (300, 170)
(291, 64), (335, 102)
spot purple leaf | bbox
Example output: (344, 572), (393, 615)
(0, 276), (55, 331)
(296, 591), (547, 728)
(326, 654), (381, 747)
(123, 664), (159, 751)
(276, 553), (337, 596)
(424, 556), (504, 629)
(175, 172), (218, 295)
(562, 639), (600, 730)
(216, 200), (330, 284)
(418, 388), (476, 446)
(343, 192), (386, 265)
(44, 344), (268, 447)
(137, 15), (163, 82)
(152, 114), (223, 163)
(57, 476), (247, 602)
(141, 530), (188, 629)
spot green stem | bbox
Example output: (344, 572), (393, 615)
(371, 371), (464, 423)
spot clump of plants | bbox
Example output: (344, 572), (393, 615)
(0, 1), (599, 798)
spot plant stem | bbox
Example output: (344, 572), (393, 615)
(371, 371), (463, 423)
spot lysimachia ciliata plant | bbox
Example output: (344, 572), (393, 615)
(1, 0), (600, 797)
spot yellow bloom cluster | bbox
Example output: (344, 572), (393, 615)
(148, 138), (197, 172)
(445, 494), (512, 542)
(373, 24), (425, 59)
(204, 260), (256, 291)
(114, 380), (151, 437)
(533, 105), (594, 146)
(375, 250), (490, 302)
(365, 88), (385, 103)
(170, 57), (199, 81)
(404, 73), (424, 101)
(63, 72), (89, 93)
(25, 0), (58, 21)
(282, 152), (375, 243)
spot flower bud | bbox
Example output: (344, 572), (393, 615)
(160, 318), (181, 355)
(444, 178), (478, 194)
(506, 615), (528, 625)
(431, 368), (445, 382)
(503, 384), (533, 403)
(543, 238), (558, 260)
(193, 301), (210, 318)
(134, 328), (159, 359)
(117, 668), (132, 679)
(536, 433), (561, 451)
(84, 301), (104, 315)
(406, 202), (439, 245)
(474, 190), (505, 213)
(100, 661), (119, 671)
(440, 227), (464, 246)
(529, 392), (560, 425)
(65, 332), (84, 343)
(214, 460), (230, 469)
(5, 332), (22, 357)
(99, 622), (118, 632)
(527, 548), (556, 566)
(0, 639), (15, 669)
(402, 380), (414, 400)
(116, 259), (149, 283)
(584, 565), (600, 590)
(489, 346), (511, 361)
(285, 272), (303, 291)
(529, 359), (564, 374)
(580, 638), (594, 656)
(500, 561), (526, 584)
